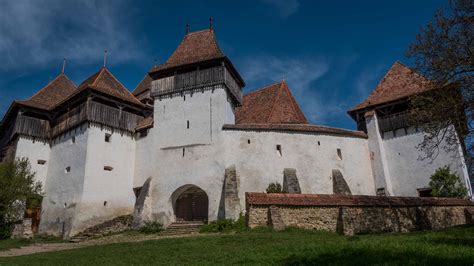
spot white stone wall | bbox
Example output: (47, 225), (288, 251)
(223, 130), (376, 207)
(39, 125), (88, 237)
(134, 128), (155, 188)
(72, 125), (137, 235)
(382, 126), (471, 197)
(15, 136), (51, 186)
(148, 87), (232, 226)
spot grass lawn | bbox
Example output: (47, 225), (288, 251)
(0, 225), (473, 265)
(0, 235), (62, 252)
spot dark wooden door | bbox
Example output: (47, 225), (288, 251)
(176, 192), (208, 221)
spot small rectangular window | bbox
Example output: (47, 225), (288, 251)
(105, 133), (111, 143)
(182, 148), (185, 157)
(65, 166), (71, 173)
(187, 120), (190, 129)
(138, 130), (148, 138)
(104, 166), (113, 171)
(247, 139), (251, 144)
(276, 145), (282, 157)
(417, 188), (432, 197)
(37, 159), (46, 165)
(337, 148), (342, 160)
(376, 188), (386, 196)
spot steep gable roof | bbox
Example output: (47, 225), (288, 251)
(132, 72), (153, 96)
(17, 74), (77, 110)
(76, 68), (144, 107)
(349, 61), (431, 113)
(235, 80), (307, 124)
(150, 29), (225, 73)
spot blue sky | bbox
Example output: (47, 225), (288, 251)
(0, 0), (447, 129)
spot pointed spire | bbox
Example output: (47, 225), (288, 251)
(103, 49), (108, 68)
(186, 23), (190, 35)
(209, 17), (213, 31)
(61, 57), (66, 74)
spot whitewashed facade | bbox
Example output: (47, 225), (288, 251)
(0, 28), (472, 238)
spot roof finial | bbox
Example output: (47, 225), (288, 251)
(186, 24), (190, 35)
(103, 49), (107, 68)
(209, 17), (213, 31)
(61, 57), (66, 74)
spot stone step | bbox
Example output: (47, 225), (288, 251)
(160, 221), (204, 236)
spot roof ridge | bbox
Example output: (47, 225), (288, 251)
(22, 73), (74, 101)
(280, 81), (307, 123)
(244, 80), (284, 96)
(91, 68), (106, 86)
(186, 28), (212, 35)
(265, 81), (285, 122)
(102, 68), (140, 100)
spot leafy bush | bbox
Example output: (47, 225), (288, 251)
(429, 166), (468, 198)
(266, 182), (283, 193)
(139, 221), (163, 234)
(200, 213), (247, 233)
(0, 221), (14, 239)
(0, 158), (42, 239)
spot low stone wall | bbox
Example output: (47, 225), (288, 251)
(246, 193), (474, 235)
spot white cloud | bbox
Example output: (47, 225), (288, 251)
(261, 0), (300, 18)
(240, 55), (331, 123)
(354, 65), (386, 100)
(0, 0), (145, 71)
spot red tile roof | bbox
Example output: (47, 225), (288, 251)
(246, 192), (474, 207)
(150, 29), (225, 73)
(223, 123), (367, 138)
(132, 72), (153, 96)
(75, 68), (144, 107)
(17, 74), (77, 110)
(235, 80), (307, 124)
(349, 61), (431, 113)
(136, 116), (153, 131)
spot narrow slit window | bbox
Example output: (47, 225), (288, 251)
(337, 148), (342, 160)
(187, 120), (190, 129)
(276, 145), (282, 157)
(105, 133), (111, 143)
(317, 141), (320, 146)
(37, 159), (46, 165)
(139, 130), (148, 138)
(65, 166), (71, 173)
(182, 148), (185, 157)
(71, 136), (76, 144)
(247, 139), (251, 144)
(104, 166), (113, 171)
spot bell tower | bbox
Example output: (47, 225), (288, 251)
(148, 25), (245, 148)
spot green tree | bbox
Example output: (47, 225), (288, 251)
(406, 0), (473, 161)
(429, 166), (468, 198)
(0, 158), (42, 239)
(266, 182), (283, 193)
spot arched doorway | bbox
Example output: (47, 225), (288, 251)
(172, 185), (209, 222)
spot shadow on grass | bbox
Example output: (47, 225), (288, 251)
(281, 247), (473, 265)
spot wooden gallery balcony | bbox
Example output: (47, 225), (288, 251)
(151, 66), (242, 104)
(9, 101), (143, 142)
(378, 111), (413, 133)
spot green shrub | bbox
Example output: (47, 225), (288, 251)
(139, 221), (163, 234)
(429, 166), (468, 198)
(200, 213), (247, 233)
(266, 182), (283, 193)
(0, 222), (14, 240)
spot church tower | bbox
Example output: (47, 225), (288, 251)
(134, 24), (245, 226)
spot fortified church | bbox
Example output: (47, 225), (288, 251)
(0, 24), (472, 238)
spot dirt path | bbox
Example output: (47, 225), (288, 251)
(0, 233), (204, 257)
